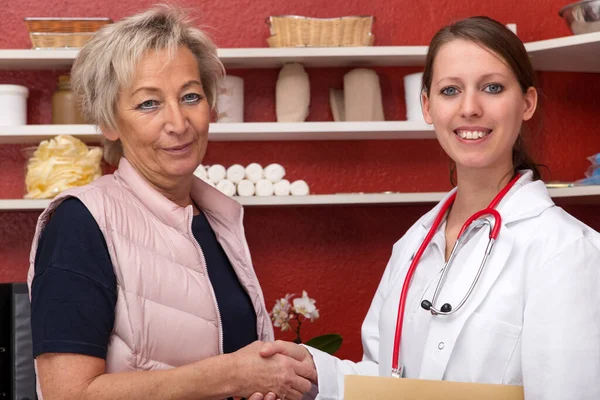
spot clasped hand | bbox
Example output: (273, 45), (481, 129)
(232, 340), (317, 400)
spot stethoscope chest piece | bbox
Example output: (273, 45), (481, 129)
(420, 211), (500, 316)
(421, 299), (452, 314)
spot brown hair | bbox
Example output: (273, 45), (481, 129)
(422, 16), (542, 183)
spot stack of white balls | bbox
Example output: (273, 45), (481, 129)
(194, 163), (310, 197)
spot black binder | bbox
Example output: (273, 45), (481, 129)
(0, 283), (37, 400)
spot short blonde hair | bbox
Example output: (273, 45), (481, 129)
(71, 4), (224, 166)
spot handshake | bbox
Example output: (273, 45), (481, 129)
(230, 340), (317, 400)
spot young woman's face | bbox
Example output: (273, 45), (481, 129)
(422, 39), (537, 174)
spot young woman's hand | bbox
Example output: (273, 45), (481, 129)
(230, 341), (316, 400)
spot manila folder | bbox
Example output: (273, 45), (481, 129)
(345, 375), (524, 399)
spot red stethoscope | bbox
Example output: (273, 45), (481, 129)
(391, 174), (521, 378)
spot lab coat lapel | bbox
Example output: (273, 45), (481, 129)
(419, 223), (515, 380)
(389, 224), (428, 285)
(388, 189), (455, 286)
(391, 189), (456, 281)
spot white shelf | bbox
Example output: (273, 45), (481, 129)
(0, 199), (51, 211)
(237, 192), (448, 206)
(2, 186), (598, 211)
(525, 31), (600, 73)
(218, 46), (429, 68)
(1, 32), (600, 71)
(0, 47), (428, 70)
(209, 121), (435, 141)
(0, 49), (78, 70)
(0, 124), (99, 144)
(546, 185), (600, 204)
(0, 121), (435, 144)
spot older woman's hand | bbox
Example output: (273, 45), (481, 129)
(230, 341), (316, 400)
(258, 340), (317, 384)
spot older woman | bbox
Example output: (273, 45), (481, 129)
(27, 5), (314, 400)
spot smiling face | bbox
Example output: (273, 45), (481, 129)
(103, 46), (210, 188)
(422, 39), (537, 175)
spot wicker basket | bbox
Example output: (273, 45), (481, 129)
(24, 17), (112, 49)
(266, 15), (375, 47)
(24, 17), (112, 33)
(29, 33), (96, 49)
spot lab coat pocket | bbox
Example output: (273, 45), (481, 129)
(445, 312), (522, 384)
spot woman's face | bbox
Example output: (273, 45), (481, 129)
(105, 46), (210, 186)
(422, 39), (537, 174)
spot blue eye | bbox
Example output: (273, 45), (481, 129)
(182, 93), (202, 104)
(441, 86), (459, 96)
(485, 83), (504, 93)
(137, 100), (158, 110)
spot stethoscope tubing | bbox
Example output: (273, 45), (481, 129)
(390, 175), (521, 376)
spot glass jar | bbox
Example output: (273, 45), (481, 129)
(51, 75), (86, 124)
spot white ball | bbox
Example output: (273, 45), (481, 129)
(264, 163), (286, 183)
(245, 163), (264, 183)
(237, 179), (256, 197)
(226, 164), (246, 184)
(255, 179), (274, 196)
(274, 179), (291, 196)
(207, 164), (227, 183)
(193, 164), (207, 180)
(216, 179), (236, 197)
(290, 180), (310, 196)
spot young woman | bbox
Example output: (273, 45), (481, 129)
(260, 16), (600, 400)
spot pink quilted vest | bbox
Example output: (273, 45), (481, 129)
(27, 158), (274, 396)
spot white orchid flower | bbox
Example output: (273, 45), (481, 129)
(270, 293), (294, 331)
(292, 290), (320, 322)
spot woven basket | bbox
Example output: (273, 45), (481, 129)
(24, 17), (112, 33)
(29, 33), (95, 49)
(266, 15), (375, 47)
(24, 18), (112, 49)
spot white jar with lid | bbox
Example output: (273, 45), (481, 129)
(0, 85), (29, 125)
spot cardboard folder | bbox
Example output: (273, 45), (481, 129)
(345, 375), (524, 400)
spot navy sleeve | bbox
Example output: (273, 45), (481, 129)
(31, 197), (117, 359)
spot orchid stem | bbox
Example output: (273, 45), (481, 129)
(293, 314), (302, 344)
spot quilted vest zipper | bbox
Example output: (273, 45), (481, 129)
(189, 213), (224, 355)
(239, 234), (274, 340)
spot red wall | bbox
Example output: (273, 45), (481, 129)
(1, 0), (600, 361)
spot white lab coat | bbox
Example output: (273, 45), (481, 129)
(306, 171), (600, 400)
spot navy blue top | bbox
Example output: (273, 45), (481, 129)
(31, 197), (258, 360)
